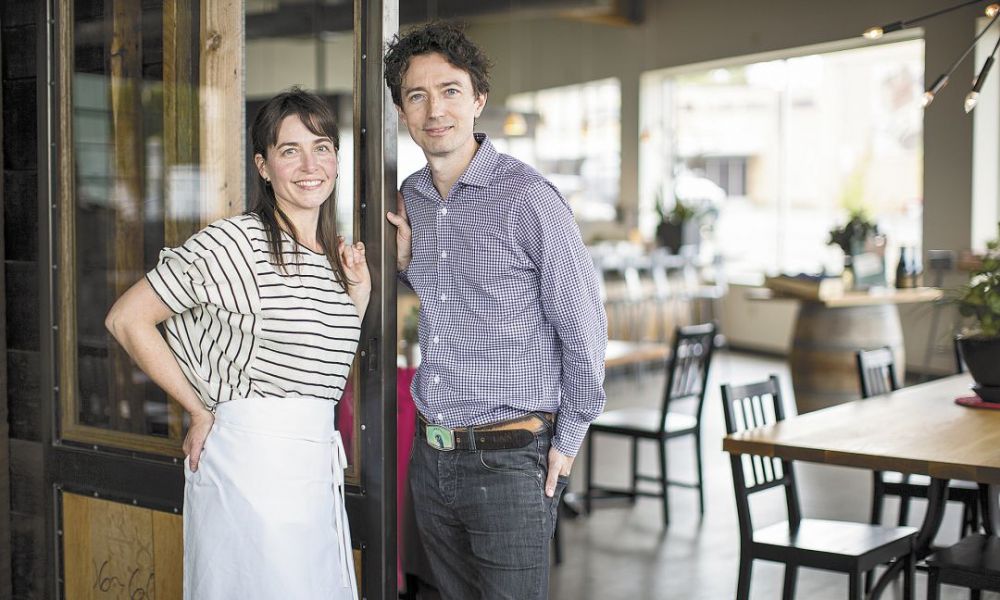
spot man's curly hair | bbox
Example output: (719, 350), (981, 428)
(384, 21), (493, 108)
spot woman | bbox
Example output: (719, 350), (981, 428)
(105, 87), (369, 599)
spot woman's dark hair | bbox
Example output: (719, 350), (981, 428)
(384, 21), (492, 107)
(248, 87), (348, 288)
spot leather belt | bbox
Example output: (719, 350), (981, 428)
(417, 413), (553, 451)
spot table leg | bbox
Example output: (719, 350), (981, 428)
(868, 477), (949, 599)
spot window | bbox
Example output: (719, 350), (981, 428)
(57, 0), (243, 455)
(505, 79), (621, 222)
(640, 39), (925, 277)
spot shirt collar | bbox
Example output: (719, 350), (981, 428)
(457, 133), (499, 189)
(411, 133), (498, 200)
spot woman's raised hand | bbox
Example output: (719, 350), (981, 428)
(339, 238), (371, 320)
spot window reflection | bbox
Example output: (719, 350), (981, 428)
(59, 0), (242, 453)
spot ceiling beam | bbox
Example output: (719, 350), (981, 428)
(246, 0), (641, 39)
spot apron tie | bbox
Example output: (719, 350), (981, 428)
(331, 431), (357, 598)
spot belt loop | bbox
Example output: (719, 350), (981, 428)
(467, 426), (477, 450)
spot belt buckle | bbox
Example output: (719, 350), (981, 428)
(425, 425), (456, 451)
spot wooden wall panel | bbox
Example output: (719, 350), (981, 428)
(199, 0), (245, 222)
(152, 511), (183, 600)
(163, 0), (199, 248)
(108, 0), (144, 432)
(62, 493), (183, 600)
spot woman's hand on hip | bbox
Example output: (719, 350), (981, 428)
(184, 409), (215, 472)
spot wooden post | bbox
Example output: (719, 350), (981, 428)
(163, 0), (199, 442)
(109, 0), (144, 432)
(200, 0), (244, 223)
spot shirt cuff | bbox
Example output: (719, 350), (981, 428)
(552, 416), (590, 457)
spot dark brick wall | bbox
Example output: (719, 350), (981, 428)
(2, 1), (41, 598)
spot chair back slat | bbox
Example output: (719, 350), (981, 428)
(662, 323), (716, 422)
(721, 375), (800, 537)
(856, 346), (899, 399)
(723, 379), (786, 491)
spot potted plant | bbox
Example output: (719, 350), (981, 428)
(828, 208), (885, 289)
(828, 207), (881, 257)
(655, 196), (700, 253)
(956, 223), (1000, 399)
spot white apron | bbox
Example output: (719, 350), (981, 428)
(183, 396), (357, 600)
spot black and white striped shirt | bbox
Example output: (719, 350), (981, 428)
(146, 214), (361, 409)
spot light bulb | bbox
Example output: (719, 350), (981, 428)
(921, 74), (950, 108)
(502, 112), (527, 137)
(965, 91), (980, 113)
(863, 26), (884, 39)
(986, 3), (999, 17)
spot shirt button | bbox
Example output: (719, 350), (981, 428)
(440, 250), (448, 259)
(437, 413), (444, 421)
(433, 336), (440, 343)
(440, 294), (447, 301)
(433, 375), (441, 384)
(440, 207), (448, 215)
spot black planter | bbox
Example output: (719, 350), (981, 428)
(655, 220), (701, 254)
(958, 335), (1000, 392)
(656, 221), (683, 253)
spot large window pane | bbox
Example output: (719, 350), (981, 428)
(640, 39), (924, 278)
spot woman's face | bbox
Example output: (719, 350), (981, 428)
(255, 114), (338, 218)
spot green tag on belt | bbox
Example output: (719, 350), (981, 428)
(425, 425), (456, 451)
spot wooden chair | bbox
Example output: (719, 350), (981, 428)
(584, 322), (716, 525)
(927, 484), (1000, 600)
(856, 347), (980, 537)
(722, 375), (917, 600)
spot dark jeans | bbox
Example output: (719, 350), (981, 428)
(409, 425), (568, 600)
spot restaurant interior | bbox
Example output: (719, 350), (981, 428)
(2, 0), (1000, 598)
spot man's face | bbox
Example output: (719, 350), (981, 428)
(397, 52), (486, 160)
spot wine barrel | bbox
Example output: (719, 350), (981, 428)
(790, 303), (905, 414)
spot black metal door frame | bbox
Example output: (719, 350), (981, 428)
(350, 1), (399, 598)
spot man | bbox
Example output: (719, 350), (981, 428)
(384, 22), (607, 599)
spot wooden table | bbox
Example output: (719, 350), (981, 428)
(604, 339), (670, 370)
(762, 286), (941, 414)
(723, 373), (1000, 598)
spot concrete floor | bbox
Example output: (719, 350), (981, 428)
(548, 349), (997, 600)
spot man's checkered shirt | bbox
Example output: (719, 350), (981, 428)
(399, 134), (607, 457)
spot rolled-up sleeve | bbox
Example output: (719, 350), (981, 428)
(145, 220), (260, 316)
(516, 181), (607, 456)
